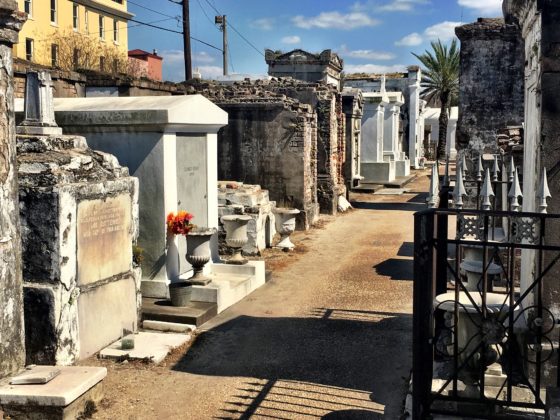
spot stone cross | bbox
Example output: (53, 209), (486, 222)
(17, 71), (62, 136)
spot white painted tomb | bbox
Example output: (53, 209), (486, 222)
(361, 92), (395, 183)
(16, 95), (267, 315)
(424, 106), (458, 159)
(408, 68), (426, 169)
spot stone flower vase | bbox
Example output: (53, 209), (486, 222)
(186, 227), (217, 286)
(169, 281), (192, 307)
(274, 208), (300, 250)
(221, 215), (252, 264)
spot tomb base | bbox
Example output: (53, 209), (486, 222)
(0, 366), (106, 420)
(140, 261), (266, 314)
(395, 159), (411, 177)
(361, 161), (396, 183)
(187, 261), (266, 313)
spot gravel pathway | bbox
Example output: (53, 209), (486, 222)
(91, 172), (430, 420)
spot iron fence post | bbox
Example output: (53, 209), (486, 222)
(413, 210), (436, 419)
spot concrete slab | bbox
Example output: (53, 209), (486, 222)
(142, 298), (217, 326)
(10, 366), (60, 385)
(99, 332), (190, 364)
(142, 320), (196, 334)
(0, 366), (106, 406)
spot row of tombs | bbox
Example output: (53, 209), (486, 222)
(0, 62), (445, 415)
(12, 71), (308, 372)
(10, 67), (448, 372)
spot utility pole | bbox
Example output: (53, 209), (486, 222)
(182, 0), (192, 81)
(215, 15), (228, 76)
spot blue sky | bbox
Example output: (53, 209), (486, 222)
(127, 0), (504, 81)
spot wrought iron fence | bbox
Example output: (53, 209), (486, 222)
(412, 207), (560, 419)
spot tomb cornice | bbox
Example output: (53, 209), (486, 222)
(0, 1), (25, 46)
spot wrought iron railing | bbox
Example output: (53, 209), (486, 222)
(412, 208), (560, 419)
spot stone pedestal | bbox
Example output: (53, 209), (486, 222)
(17, 134), (140, 365)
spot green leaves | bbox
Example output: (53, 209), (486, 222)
(413, 38), (460, 159)
(412, 39), (459, 106)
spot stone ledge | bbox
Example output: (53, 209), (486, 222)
(0, 366), (106, 407)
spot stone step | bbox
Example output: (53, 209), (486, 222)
(141, 298), (217, 326)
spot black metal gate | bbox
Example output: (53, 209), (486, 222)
(413, 208), (560, 419)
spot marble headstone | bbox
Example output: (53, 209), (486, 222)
(17, 71), (62, 136)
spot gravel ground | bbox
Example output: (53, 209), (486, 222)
(87, 171), (430, 420)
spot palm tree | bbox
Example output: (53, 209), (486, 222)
(413, 39), (460, 160)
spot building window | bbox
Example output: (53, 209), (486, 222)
(25, 38), (33, 61)
(72, 4), (79, 30)
(100, 56), (105, 72)
(50, 0), (57, 24)
(51, 44), (58, 67)
(73, 48), (80, 68)
(84, 10), (89, 33)
(112, 58), (118, 74)
(24, 0), (32, 17)
(99, 15), (104, 39)
(113, 19), (118, 43)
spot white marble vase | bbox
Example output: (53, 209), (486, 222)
(221, 215), (252, 264)
(274, 208), (300, 250)
(186, 227), (217, 285)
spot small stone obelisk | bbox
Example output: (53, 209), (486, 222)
(17, 71), (62, 136)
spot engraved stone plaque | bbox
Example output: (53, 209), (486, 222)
(77, 195), (132, 285)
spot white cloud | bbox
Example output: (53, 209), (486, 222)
(292, 11), (380, 30)
(352, 0), (431, 12)
(395, 32), (423, 46)
(160, 49), (184, 65)
(339, 45), (395, 60)
(282, 35), (301, 45)
(378, 0), (431, 12)
(395, 21), (461, 47)
(458, 0), (503, 15)
(193, 51), (215, 64)
(160, 50), (221, 82)
(198, 66), (224, 80)
(345, 63), (408, 74)
(424, 21), (462, 41)
(251, 18), (275, 31)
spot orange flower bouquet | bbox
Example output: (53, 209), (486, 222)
(166, 211), (195, 236)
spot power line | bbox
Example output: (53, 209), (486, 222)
(195, 0), (215, 27)
(202, 0), (264, 57)
(227, 21), (264, 57)
(127, 0), (181, 22)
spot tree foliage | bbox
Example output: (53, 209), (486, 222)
(413, 39), (460, 159)
(49, 29), (129, 75)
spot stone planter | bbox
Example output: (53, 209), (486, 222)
(186, 227), (216, 286)
(169, 281), (193, 307)
(434, 292), (509, 393)
(274, 208), (300, 250)
(221, 215), (252, 264)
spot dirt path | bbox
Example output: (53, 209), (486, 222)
(89, 172), (430, 420)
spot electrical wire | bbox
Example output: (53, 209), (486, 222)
(202, 0), (264, 57)
(127, 0), (181, 22)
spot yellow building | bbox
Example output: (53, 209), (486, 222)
(14, 0), (133, 72)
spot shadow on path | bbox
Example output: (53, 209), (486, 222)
(351, 201), (426, 212)
(173, 309), (412, 418)
(373, 259), (413, 281)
